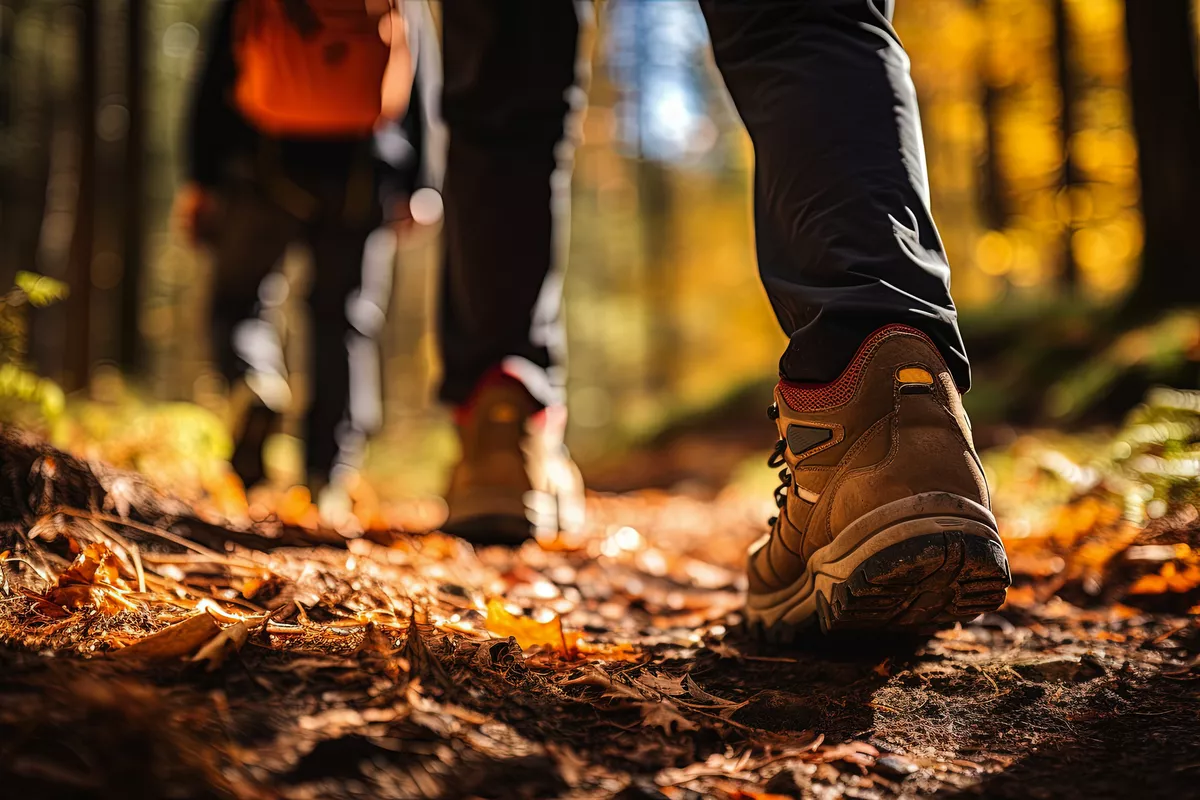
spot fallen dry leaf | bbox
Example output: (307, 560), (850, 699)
(277, 484), (318, 529)
(113, 613), (221, 661)
(635, 671), (688, 697)
(1130, 562), (1200, 595)
(113, 612), (248, 669)
(639, 699), (698, 733)
(683, 674), (742, 709)
(28, 541), (141, 616)
(485, 597), (578, 654)
(58, 541), (128, 590)
(192, 620), (249, 670)
(562, 664), (643, 700)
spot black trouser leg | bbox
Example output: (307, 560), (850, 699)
(209, 180), (295, 395)
(305, 222), (384, 482)
(437, 0), (584, 408)
(700, 0), (971, 389)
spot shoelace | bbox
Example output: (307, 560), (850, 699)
(766, 403), (789, 527)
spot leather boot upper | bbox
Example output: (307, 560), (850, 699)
(749, 325), (989, 595)
(445, 371), (585, 538)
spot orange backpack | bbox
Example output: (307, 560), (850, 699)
(233, 0), (398, 137)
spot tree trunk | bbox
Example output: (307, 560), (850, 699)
(1052, 0), (1079, 292)
(974, 0), (1009, 232)
(63, 0), (98, 391)
(1122, 0), (1200, 316)
(978, 82), (1008, 232)
(119, 0), (145, 373)
(638, 158), (675, 395)
(0, 2), (54, 291)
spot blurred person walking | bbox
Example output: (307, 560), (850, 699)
(176, 0), (441, 518)
(438, 0), (1010, 636)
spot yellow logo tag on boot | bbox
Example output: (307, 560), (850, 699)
(896, 367), (934, 385)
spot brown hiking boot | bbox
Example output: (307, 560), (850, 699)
(228, 377), (286, 490)
(443, 371), (585, 545)
(746, 324), (1010, 638)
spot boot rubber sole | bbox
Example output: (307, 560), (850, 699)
(441, 513), (532, 546)
(442, 487), (536, 546)
(745, 492), (1010, 640)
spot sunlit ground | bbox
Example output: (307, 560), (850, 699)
(0, 386), (1197, 797)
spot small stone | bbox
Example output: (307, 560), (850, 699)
(873, 754), (919, 779)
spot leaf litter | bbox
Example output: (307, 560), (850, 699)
(0, 389), (1199, 798)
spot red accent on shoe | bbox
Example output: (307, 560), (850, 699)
(777, 324), (945, 413)
(453, 366), (563, 433)
(454, 366), (512, 426)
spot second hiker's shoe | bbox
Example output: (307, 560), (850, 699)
(227, 374), (290, 490)
(443, 370), (585, 545)
(746, 324), (1010, 638)
(230, 402), (282, 491)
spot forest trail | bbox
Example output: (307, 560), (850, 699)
(0, 420), (1197, 799)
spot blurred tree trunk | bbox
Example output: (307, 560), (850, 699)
(119, 0), (145, 372)
(0, 1), (54, 291)
(978, 82), (1008, 231)
(1122, 0), (1200, 316)
(0, 2), (18, 287)
(1052, 0), (1079, 292)
(64, 0), (97, 391)
(974, 0), (1008, 232)
(638, 158), (675, 395)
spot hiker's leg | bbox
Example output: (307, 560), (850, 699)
(699, 0), (970, 389)
(437, 0), (586, 408)
(304, 223), (390, 483)
(700, 1), (1007, 636)
(209, 181), (295, 406)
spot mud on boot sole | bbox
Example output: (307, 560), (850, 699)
(815, 530), (1010, 634)
(744, 493), (1011, 639)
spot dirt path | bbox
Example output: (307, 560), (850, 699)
(2, 571), (1197, 799)
(1, 432), (1198, 799)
